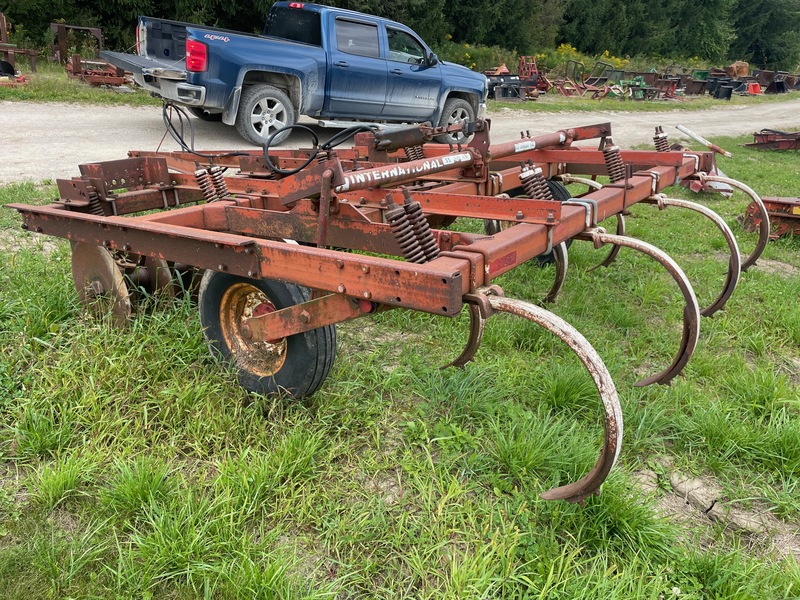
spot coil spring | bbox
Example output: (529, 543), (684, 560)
(520, 162), (554, 200)
(602, 140), (626, 183)
(403, 194), (439, 262)
(386, 199), (426, 263)
(317, 149), (338, 164)
(86, 187), (106, 216)
(209, 166), (229, 199)
(195, 168), (219, 202)
(654, 126), (670, 152)
(404, 145), (425, 161)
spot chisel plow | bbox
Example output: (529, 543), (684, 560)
(8, 120), (769, 504)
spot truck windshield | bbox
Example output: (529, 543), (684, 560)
(263, 7), (322, 46)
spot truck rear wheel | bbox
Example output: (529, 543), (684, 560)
(198, 271), (336, 398)
(235, 84), (296, 146)
(435, 98), (475, 144)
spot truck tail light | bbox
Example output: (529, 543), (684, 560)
(288, 2), (305, 8)
(136, 21), (145, 55)
(186, 39), (208, 72)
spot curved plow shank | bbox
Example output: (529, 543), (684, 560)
(586, 214), (626, 272)
(694, 175), (769, 271)
(442, 303), (486, 369)
(487, 295), (622, 504)
(577, 230), (700, 387)
(644, 195), (741, 317)
(543, 242), (569, 304)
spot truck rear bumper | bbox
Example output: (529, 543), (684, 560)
(136, 77), (206, 106)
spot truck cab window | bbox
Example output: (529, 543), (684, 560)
(264, 7), (322, 46)
(386, 28), (425, 64)
(335, 20), (380, 58)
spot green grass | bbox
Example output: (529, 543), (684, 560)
(2, 133), (800, 597)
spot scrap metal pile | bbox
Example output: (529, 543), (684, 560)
(8, 120), (770, 504)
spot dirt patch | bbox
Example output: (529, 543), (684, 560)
(4, 98), (800, 184)
(633, 457), (800, 562)
(752, 258), (800, 278)
(0, 228), (62, 256)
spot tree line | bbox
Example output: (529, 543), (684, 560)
(3, 0), (800, 71)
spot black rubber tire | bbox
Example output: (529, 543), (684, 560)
(235, 84), (296, 146)
(198, 271), (336, 398)
(534, 180), (573, 265)
(435, 97), (475, 144)
(188, 107), (223, 121)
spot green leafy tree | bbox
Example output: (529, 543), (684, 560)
(728, 0), (800, 70)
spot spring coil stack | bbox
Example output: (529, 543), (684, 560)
(520, 162), (555, 200)
(385, 190), (440, 264)
(402, 191), (440, 262)
(653, 126), (670, 152)
(404, 146), (425, 161)
(209, 166), (229, 199)
(86, 187), (106, 216)
(195, 168), (219, 202)
(602, 139), (626, 183)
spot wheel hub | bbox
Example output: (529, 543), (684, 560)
(219, 283), (287, 377)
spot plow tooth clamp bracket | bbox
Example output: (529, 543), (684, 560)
(442, 284), (504, 370)
(634, 170), (661, 196)
(562, 198), (599, 228)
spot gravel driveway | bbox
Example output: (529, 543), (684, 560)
(2, 98), (799, 184)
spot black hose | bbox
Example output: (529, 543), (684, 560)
(321, 125), (376, 150)
(262, 124), (320, 175)
(161, 101), (250, 159)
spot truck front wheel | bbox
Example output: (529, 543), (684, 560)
(435, 98), (475, 144)
(235, 84), (296, 146)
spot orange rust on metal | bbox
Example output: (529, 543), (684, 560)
(743, 196), (800, 239)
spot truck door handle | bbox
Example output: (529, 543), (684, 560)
(334, 61), (350, 68)
(390, 68), (403, 75)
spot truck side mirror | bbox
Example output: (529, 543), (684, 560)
(427, 52), (439, 67)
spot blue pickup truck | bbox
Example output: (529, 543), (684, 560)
(101, 2), (488, 145)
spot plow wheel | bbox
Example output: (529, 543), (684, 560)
(198, 271), (337, 398)
(70, 242), (132, 326)
(143, 257), (179, 299)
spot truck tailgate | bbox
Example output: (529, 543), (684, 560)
(100, 51), (187, 81)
